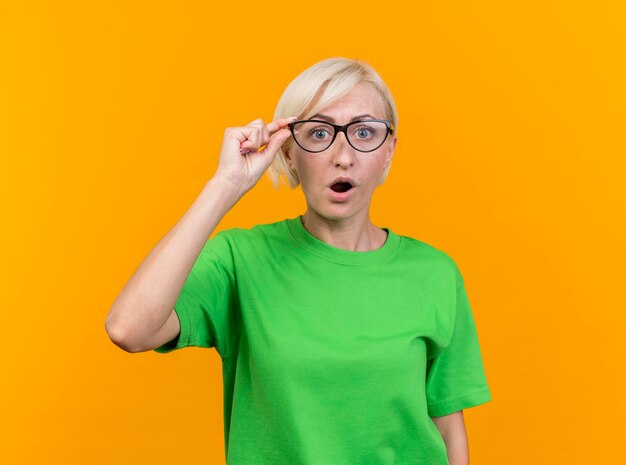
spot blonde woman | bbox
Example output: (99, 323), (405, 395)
(106, 57), (492, 465)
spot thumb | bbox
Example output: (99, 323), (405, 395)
(258, 128), (292, 160)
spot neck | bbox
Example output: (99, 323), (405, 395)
(300, 210), (388, 252)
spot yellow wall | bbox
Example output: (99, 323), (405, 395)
(1, 1), (624, 463)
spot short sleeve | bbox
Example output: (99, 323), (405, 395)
(425, 271), (492, 417)
(152, 230), (238, 358)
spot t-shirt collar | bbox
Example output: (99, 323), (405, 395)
(285, 215), (401, 266)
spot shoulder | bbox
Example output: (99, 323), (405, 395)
(396, 233), (464, 288)
(197, 220), (286, 271)
(210, 218), (289, 254)
(216, 218), (286, 242)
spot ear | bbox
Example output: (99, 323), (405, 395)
(284, 146), (292, 168)
(378, 137), (396, 185)
(383, 136), (397, 170)
(283, 144), (297, 175)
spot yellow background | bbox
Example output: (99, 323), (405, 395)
(2, 1), (624, 463)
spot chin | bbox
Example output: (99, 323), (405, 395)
(315, 204), (360, 222)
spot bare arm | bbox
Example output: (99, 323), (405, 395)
(105, 175), (243, 353)
(104, 116), (296, 353)
(431, 411), (469, 465)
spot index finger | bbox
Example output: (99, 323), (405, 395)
(265, 116), (299, 135)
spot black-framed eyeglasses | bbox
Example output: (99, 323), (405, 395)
(287, 119), (395, 153)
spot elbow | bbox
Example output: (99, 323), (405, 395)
(105, 316), (143, 353)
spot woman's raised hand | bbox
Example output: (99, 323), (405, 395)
(213, 116), (298, 196)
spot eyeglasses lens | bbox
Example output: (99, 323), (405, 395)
(292, 121), (388, 152)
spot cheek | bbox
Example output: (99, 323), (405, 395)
(365, 157), (387, 179)
(292, 154), (317, 180)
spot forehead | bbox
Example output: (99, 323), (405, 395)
(314, 83), (385, 120)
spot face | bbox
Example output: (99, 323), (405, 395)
(284, 82), (397, 222)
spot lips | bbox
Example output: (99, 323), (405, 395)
(330, 182), (352, 192)
(329, 176), (356, 192)
(328, 176), (356, 202)
(328, 185), (355, 202)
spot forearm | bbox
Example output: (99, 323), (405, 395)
(431, 411), (469, 465)
(105, 176), (242, 351)
(442, 429), (469, 465)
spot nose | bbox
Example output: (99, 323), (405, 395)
(330, 131), (356, 166)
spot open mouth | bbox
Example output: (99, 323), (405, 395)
(330, 182), (353, 193)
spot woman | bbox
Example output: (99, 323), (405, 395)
(105, 57), (492, 465)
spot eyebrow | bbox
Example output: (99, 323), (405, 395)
(309, 113), (377, 123)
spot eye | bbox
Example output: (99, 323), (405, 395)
(308, 127), (331, 140)
(353, 125), (376, 139)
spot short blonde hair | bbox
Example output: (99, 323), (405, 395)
(267, 57), (399, 190)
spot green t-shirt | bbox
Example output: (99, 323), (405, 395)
(154, 215), (492, 464)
